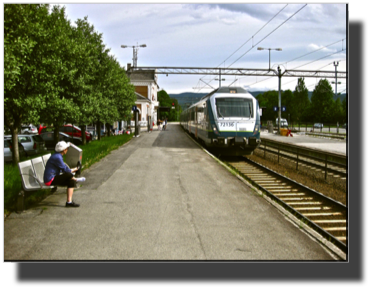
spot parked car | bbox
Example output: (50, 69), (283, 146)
(314, 123), (323, 128)
(40, 131), (82, 150)
(4, 139), (27, 162)
(4, 134), (46, 156)
(60, 124), (92, 142)
(87, 129), (105, 140)
(21, 124), (38, 135)
(275, 118), (288, 127)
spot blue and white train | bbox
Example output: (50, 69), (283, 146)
(180, 86), (261, 156)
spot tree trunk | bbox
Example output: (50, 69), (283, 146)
(54, 122), (60, 148)
(11, 127), (20, 165)
(106, 123), (111, 137)
(80, 125), (87, 145)
(97, 121), (101, 141)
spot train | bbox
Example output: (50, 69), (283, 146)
(180, 86), (261, 156)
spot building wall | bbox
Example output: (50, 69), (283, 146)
(135, 86), (148, 98)
(125, 71), (160, 129)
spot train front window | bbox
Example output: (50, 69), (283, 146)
(215, 98), (253, 118)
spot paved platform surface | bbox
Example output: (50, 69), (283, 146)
(4, 123), (334, 260)
(261, 130), (347, 156)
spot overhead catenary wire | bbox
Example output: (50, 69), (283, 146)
(216, 4), (289, 69)
(239, 38), (347, 90)
(198, 4), (290, 92)
(284, 38), (346, 67)
(195, 4), (308, 92)
(227, 4), (307, 68)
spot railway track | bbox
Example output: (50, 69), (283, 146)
(257, 138), (347, 181)
(223, 156), (347, 255)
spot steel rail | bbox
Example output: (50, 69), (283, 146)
(225, 156), (347, 254)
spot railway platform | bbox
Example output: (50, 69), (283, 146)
(5, 123), (336, 261)
(261, 130), (347, 156)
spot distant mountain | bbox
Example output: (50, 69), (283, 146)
(169, 92), (206, 108)
(169, 90), (346, 109)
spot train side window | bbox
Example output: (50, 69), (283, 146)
(197, 107), (203, 124)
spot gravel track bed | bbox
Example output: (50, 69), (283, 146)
(246, 149), (347, 205)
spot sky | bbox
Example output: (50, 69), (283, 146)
(58, 2), (347, 94)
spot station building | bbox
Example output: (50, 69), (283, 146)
(109, 64), (161, 134)
(125, 63), (160, 129)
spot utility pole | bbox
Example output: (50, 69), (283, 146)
(277, 66), (282, 134)
(333, 61), (341, 97)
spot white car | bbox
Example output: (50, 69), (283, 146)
(4, 139), (27, 162)
(21, 124), (38, 134)
(4, 134), (46, 156)
(275, 118), (288, 127)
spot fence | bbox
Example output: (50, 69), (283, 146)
(262, 121), (347, 134)
(257, 138), (347, 180)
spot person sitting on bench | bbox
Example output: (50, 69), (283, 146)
(43, 141), (85, 207)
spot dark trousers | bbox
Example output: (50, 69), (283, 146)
(51, 172), (76, 189)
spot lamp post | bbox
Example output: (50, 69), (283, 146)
(121, 43), (147, 67)
(332, 61), (340, 97)
(257, 47), (282, 70)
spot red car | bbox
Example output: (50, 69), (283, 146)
(60, 125), (92, 142)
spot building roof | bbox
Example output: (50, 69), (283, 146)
(127, 67), (159, 88)
(129, 70), (156, 81)
(135, 92), (150, 101)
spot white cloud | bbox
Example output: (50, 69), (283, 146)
(60, 3), (346, 93)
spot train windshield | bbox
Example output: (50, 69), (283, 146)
(215, 98), (253, 118)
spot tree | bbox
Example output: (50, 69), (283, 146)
(70, 16), (113, 143)
(341, 96), (347, 123)
(4, 3), (135, 157)
(293, 78), (310, 122)
(310, 79), (335, 123)
(331, 97), (344, 124)
(262, 91), (279, 122)
(281, 89), (294, 124)
(158, 89), (181, 121)
(37, 5), (81, 145)
(4, 4), (52, 163)
(255, 93), (267, 121)
(170, 98), (181, 121)
(103, 56), (136, 133)
(91, 51), (136, 140)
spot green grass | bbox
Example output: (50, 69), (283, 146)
(80, 133), (133, 170)
(4, 133), (134, 214)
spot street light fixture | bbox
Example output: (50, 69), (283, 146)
(121, 43), (147, 67)
(257, 47), (282, 70)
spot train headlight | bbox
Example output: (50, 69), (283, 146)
(254, 125), (259, 133)
(212, 125), (219, 134)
